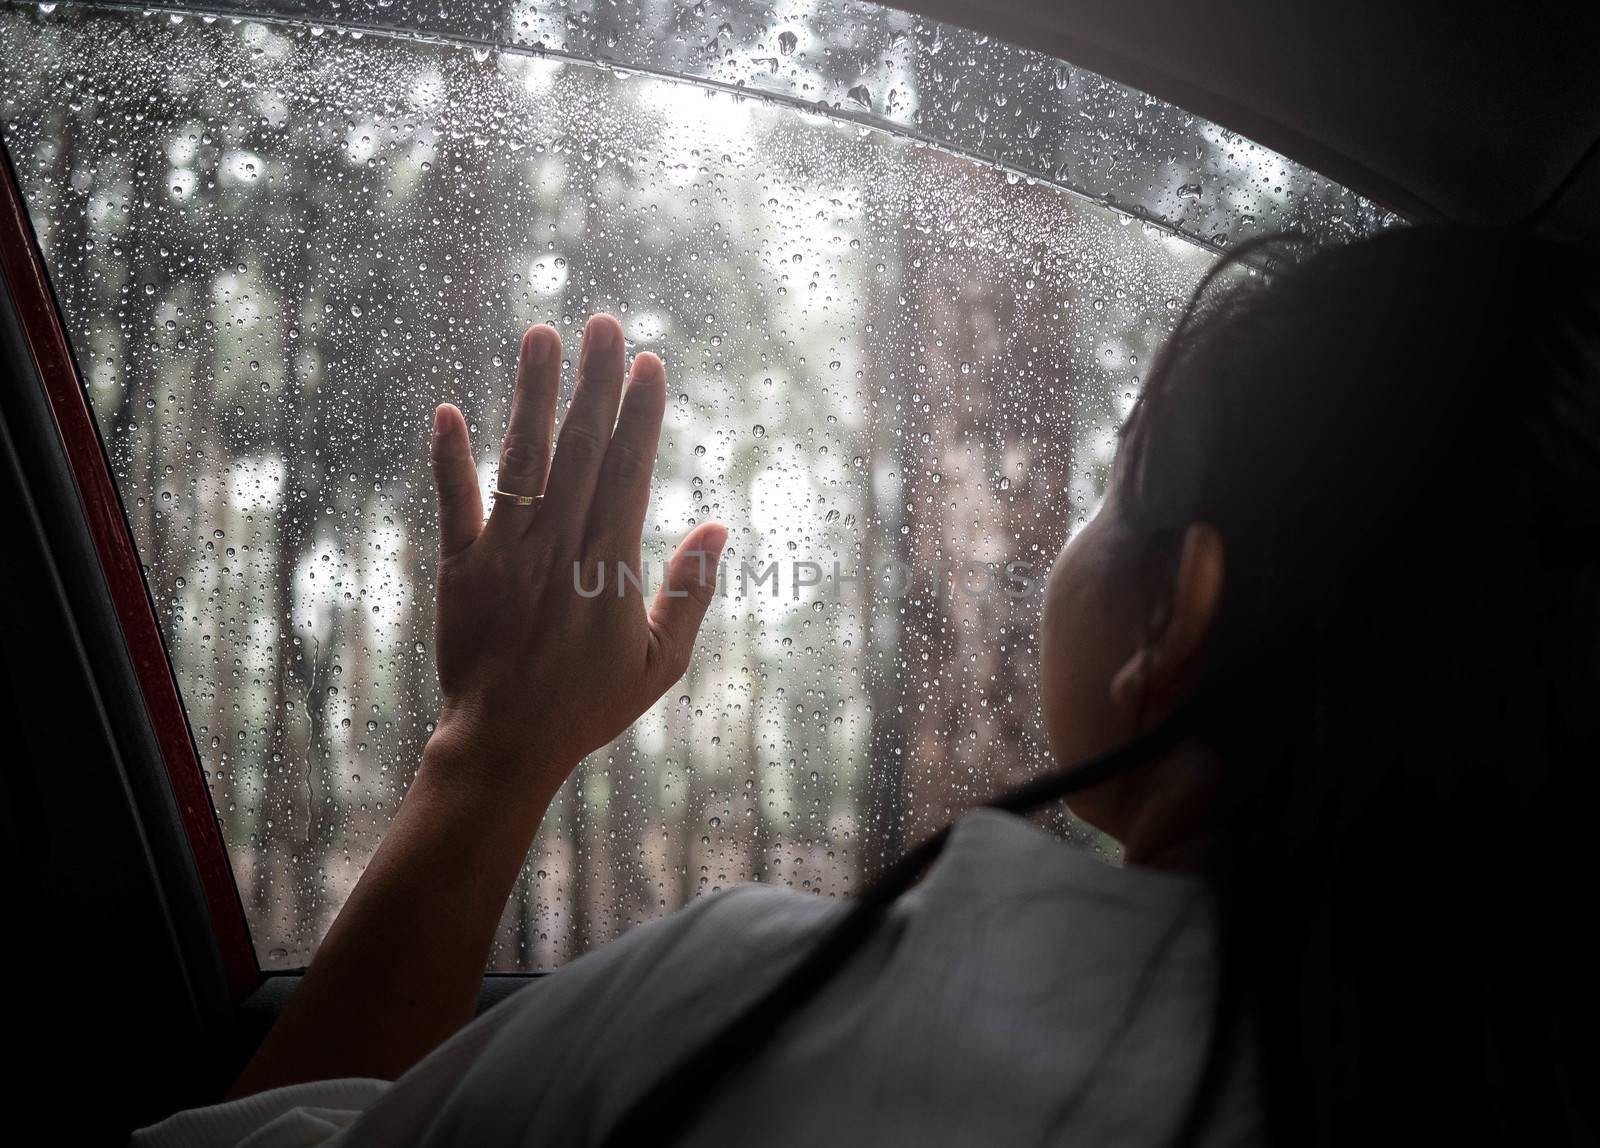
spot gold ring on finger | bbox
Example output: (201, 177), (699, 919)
(493, 488), (545, 508)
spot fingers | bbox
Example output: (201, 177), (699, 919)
(541, 314), (627, 537)
(588, 352), (667, 563)
(430, 403), (483, 559)
(647, 522), (729, 684)
(487, 325), (561, 536)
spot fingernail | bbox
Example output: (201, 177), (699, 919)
(430, 407), (446, 461)
(586, 314), (619, 352)
(706, 524), (729, 563)
(631, 352), (662, 383)
(525, 325), (554, 365)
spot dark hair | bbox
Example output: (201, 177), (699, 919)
(603, 227), (1600, 1145)
(1120, 226), (1600, 1145)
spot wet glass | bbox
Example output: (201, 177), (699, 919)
(0, 1), (1393, 969)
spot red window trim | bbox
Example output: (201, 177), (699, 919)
(0, 148), (259, 999)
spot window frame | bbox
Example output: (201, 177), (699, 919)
(0, 0), (1391, 981)
(0, 137), (259, 1000)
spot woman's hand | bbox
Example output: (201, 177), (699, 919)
(228, 315), (726, 1097)
(426, 314), (727, 802)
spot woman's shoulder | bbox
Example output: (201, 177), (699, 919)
(473, 879), (844, 1065)
(349, 813), (1225, 1147)
(565, 879), (842, 999)
(335, 882), (841, 1146)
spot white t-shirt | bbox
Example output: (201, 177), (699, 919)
(134, 809), (1259, 1147)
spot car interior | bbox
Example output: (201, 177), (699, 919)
(3, 1), (1596, 1140)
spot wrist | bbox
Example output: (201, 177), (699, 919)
(420, 712), (574, 811)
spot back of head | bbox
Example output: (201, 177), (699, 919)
(600, 227), (1600, 1148)
(1116, 227), (1600, 1144)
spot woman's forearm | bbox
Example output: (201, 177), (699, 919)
(228, 316), (723, 1099)
(227, 741), (563, 1098)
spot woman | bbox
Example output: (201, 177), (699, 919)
(136, 226), (1598, 1146)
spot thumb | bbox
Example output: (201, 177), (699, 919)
(431, 404), (484, 558)
(648, 522), (729, 681)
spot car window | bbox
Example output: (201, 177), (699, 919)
(0, 0), (1394, 970)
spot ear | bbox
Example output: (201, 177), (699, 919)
(1109, 523), (1226, 714)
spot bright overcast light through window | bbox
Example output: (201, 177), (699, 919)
(0, 0), (1393, 970)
